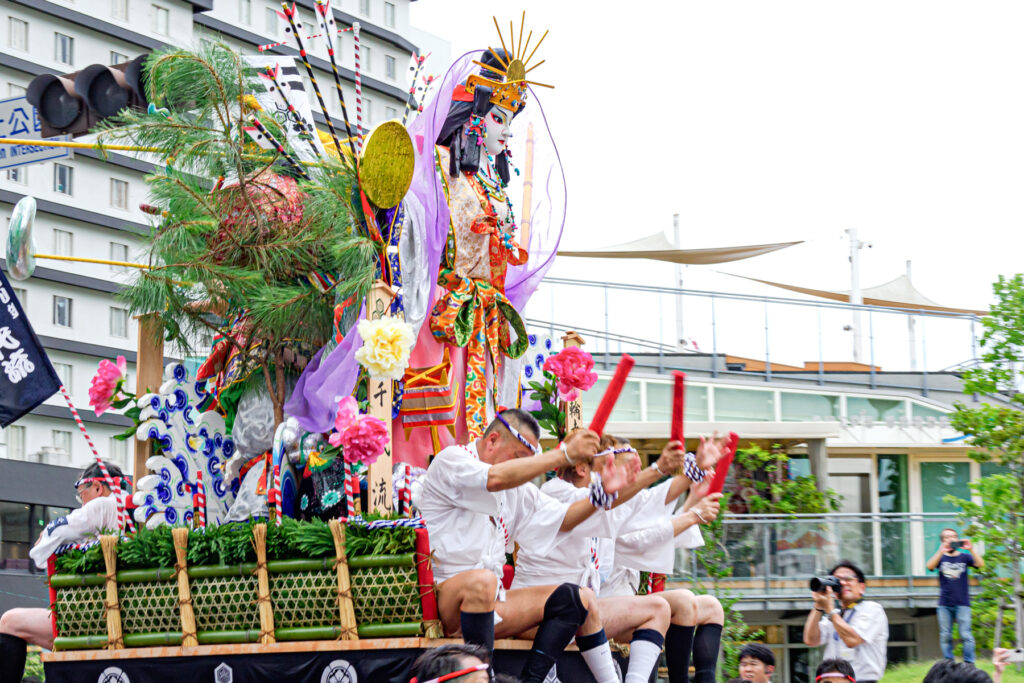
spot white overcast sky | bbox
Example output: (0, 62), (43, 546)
(409, 1), (1024, 368)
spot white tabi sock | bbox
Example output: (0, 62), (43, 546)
(578, 630), (619, 683)
(625, 629), (665, 683)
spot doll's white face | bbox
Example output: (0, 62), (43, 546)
(482, 106), (513, 157)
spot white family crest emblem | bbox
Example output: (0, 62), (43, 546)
(214, 662), (234, 683)
(321, 659), (357, 683)
(97, 666), (130, 683)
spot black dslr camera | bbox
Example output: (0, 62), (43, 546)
(809, 576), (841, 592)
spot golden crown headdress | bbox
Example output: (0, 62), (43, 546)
(459, 13), (553, 112)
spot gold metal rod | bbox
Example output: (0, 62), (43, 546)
(33, 254), (152, 269)
(492, 16), (511, 63)
(517, 12), (526, 59)
(521, 31), (533, 64)
(525, 60), (546, 74)
(524, 29), (548, 66)
(0, 137), (164, 153)
(487, 47), (509, 71)
(472, 60), (506, 76)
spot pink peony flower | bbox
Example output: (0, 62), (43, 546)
(543, 347), (598, 402)
(328, 396), (389, 466)
(89, 356), (127, 416)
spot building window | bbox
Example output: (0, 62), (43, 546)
(110, 51), (128, 65)
(110, 178), (129, 209)
(152, 5), (170, 35)
(53, 229), (73, 257)
(364, 98), (373, 125)
(385, 106), (397, 121)
(109, 437), (128, 467)
(6, 167), (26, 184)
(52, 430), (72, 460)
(110, 307), (129, 338)
(54, 33), (74, 66)
(110, 242), (128, 271)
(53, 295), (72, 327)
(385, 54), (396, 81)
(0, 501), (32, 569)
(4, 425), (25, 460)
(363, 46), (372, 72)
(12, 288), (26, 306)
(53, 362), (73, 391)
(384, 2), (395, 27)
(303, 21), (315, 40)
(359, 0), (371, 16)
(265, 7), (278, 35)
(54, 164), (73, 195)
(111, 0), (129, 21)
(8, 83), (26, 97)
(8, 18), (28, 52)
(239, 0), (252, 25)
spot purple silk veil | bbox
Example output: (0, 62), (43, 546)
(285, 51), (566, 433)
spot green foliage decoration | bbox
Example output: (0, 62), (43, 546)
(94, 42), (375, 422)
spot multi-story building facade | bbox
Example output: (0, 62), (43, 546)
(0, 0), (449, 471)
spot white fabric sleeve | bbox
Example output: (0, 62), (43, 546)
(29, 496), (116, 569)
(505, 484), (570, 555)
(674, 524), (705, 550)
(817, 614), (835, 647)
(434, 448), (499, 516)
(849, 601), (889, 646)
(614, 518), (676, 573)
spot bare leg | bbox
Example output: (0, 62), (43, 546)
(0, 608), (51, 683)
(660, 588), (698, 626)
(0, 608), (53, 648)
(597, 595), (671, 642)
(436, 569), (499, 652)
(695, 594), (724, 626)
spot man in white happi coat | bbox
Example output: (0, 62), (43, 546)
(514, 435), (723, 683)
(415, 408), (650, 683)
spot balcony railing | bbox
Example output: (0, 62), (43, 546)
(667, 512), (965, 610)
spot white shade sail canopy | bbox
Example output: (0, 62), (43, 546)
(557, 232), (802, 265)
(728, 273), (987, 316)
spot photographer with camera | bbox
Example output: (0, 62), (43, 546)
(802, 561), (888, 683)
(926, 528), (984, 664)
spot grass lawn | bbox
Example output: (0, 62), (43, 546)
(884, 660), (1024, 682)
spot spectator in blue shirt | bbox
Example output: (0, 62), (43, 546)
(926, 528), (984, 664)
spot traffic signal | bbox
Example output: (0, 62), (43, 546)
(26, 54), (149, 138)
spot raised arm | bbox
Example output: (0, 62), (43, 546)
(486, 430), (600, 492)
(963, 539), (984, 570)
(926, 540), (950, 571)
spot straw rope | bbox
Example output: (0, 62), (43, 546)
(172, 527), (198, 646)
(252, 524), (276, 645)
(100, 536), (123, 649)
(329, 519), (358, 640)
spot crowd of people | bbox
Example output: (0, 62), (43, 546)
(0, 411), (1019, 683)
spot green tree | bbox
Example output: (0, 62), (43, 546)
(693, 443), (839, 680)
(949, 274), (1024, 650)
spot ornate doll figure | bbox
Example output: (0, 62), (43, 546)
(420, 50), (533, 442)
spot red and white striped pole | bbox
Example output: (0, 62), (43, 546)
(352, 21), (363, 153)
(343, 460), (355, 518)
(271, 462), (283, 524)
(194, 470), (206, 528)
(58, 384), (135, 532)
(401, 463), (412, 516)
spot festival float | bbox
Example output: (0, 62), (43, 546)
(0, 8), (719, 682)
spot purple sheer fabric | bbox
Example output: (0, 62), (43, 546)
(285, 51), (566, 433)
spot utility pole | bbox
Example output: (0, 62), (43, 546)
(846, 228), (868, 364)
(673, 213), (685, 350)
(907, 260), (918, 371)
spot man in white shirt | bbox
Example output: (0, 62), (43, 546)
(0, 461), (126, 683)
(415, 409), (642, 683)
(802, 560), (889, 683)
(514, 436), (723, 683)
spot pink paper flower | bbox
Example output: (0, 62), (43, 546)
(543, 347), (598, 402)
(89, 356), (127, 416)
(329, 396), (389, 466)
